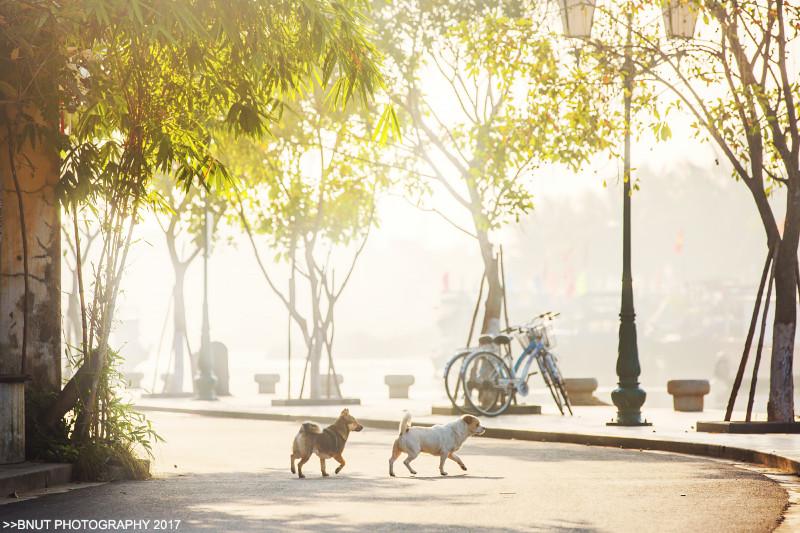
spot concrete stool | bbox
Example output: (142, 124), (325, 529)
(254, 374), (281, 394)
(385, 375), (415, 399)
(124, 372), (144, 389)
(667, 380), (710, 412)
(563, 378), (601, 406)
(319, 374), (344, 397)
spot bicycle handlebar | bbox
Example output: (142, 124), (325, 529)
(503, 311), (560, 333)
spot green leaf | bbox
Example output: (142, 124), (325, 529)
(372, 104), (401, 145)
(660, 123), (672, 141)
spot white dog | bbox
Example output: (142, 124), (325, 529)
(389, 412), (485, 476)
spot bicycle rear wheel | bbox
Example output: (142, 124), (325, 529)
(462, 351), (513, 417)
(443, 350), (476, 414)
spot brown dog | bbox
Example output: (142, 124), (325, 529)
(290, 409), (364, 478)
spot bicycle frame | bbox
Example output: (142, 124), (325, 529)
(451, 336), (545, 393)
(508, 336), (546, 395)
(446, 329), (550, 397)
(443, 313), (571, 416)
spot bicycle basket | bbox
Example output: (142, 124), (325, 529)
(531, 323), (555, 348)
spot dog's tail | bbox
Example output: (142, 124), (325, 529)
(300, 422), (322, 434)
(398, 411), (412, 436)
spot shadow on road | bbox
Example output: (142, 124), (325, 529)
(0, 470), (598, 532)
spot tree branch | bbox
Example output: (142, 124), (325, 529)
(234, 188), (311, 344)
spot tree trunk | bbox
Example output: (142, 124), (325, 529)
(308, 334), (323, 399)
(64, 273), (81, 378)
(463, 164), (503, 338)
(477, 228), (503, 336)
(167, 265), (187, 394)
(0, 118), (61, 394)
(66, 269), (81, 343)
(768, 189), (799, 421)
(304, 238), (325, 400)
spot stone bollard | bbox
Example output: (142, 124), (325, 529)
(254, 374), (281, 394)
(124, 372), (144, 389)
(384, 375), (415, 399)
(319, 374), (344, 397)
(563, 378), (602, 406)
(667, 380), (710, 412)
(212, 342), (230, 396)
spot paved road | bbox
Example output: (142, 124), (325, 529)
(1, 412), (787, 532)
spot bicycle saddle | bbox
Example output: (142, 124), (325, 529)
(478, 333), (512, 346)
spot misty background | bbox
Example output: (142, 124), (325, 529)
(66, 119), (785, 410)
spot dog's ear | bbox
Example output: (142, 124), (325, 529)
(341, 408), (350, 416)
(461, 414), (477, 426)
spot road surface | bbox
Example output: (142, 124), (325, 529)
(1, 412), (788, 532)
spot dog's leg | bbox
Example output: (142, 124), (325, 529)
(438, 453), (449, 476)
(320, 457), (329, 477)
(297, 454), (311, 479)
(403, 451), (419, 475)
(389, 440), (402, 477)
(448, 452), (467, 471)
(333, 454), (346, 474)
(291, 437), (302, 475)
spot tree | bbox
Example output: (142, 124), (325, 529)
(615, 0), (800, 421)
(61, 217), (99, 371)
(373, 0), (615, 338)
(151, 174), (226, 394)
(1, 0), (384, 464)
(224, 92), (389, 400)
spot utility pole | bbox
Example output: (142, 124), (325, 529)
(194, 189), (217, 400)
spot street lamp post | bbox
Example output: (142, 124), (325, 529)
(194, 190), (217, 400)
(607, 10), (649, 426)
(554, 0), (696, 426)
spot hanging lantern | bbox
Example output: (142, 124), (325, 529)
(557, 0), (596, 39)
(662, 0), (698, 39)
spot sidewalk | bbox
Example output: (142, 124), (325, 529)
(134, 390), (800, 475)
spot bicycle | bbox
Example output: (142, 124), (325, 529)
(443, 312), (572, 417)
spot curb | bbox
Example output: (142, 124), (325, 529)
(135, 405), (412, 432)
(135, 405), (800, 475)
(0, 463), (73, 497)
(486, 427), (800, 475)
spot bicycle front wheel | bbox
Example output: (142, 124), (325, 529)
(537, 354), (564, 415)
(544, 353), (573, 415)
(462, 351), (513, 417)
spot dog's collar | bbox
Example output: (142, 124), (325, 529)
(328, 423), (348, 443)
